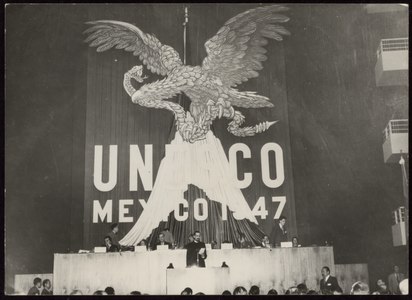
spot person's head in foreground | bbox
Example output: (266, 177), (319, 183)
(321, 266), (331, 279)
(70, 290), (83, 295)
(43, 279), (51, 289)
(93, 290), (107, 295)
(222, 290), (232, 295)
(104, 286), (115, 295)
(267, 289), (278, 295)
(287, 286), (299, 295)
(233, 286), (247, 295)
(249, 285), (260, 295)
(297, 283), (308, 295)
(350, 281), (369, 295)
(375, 278), (390, 294)
(33, 277), (42, 289)
(181, 287), (193, 295)
(130, 291), (141, 295)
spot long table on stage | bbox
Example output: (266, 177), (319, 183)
(53, 246), (335, 295)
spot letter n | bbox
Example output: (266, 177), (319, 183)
(130, 145), (153, 191)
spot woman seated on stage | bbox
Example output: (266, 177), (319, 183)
(292, 236), (301, 247)
(137, 239), (148, 249)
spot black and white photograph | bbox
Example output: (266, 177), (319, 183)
(5, 2), (409, 295)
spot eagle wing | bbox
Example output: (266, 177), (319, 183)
(202, 5), (290, 88)
(84, 20), (182, 76)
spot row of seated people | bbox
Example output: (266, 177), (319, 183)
(102, 233), (300, 252)
(64, 277), (409, 295)
(28, 264), (408, 295)
(103, 217), (295, 252)
(102, 224), (301, 253)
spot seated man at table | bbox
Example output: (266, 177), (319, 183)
(186, 231), (207, 267)
(236, 233), (253, 249)
(137, 239), (148, 248)
(153, 233), (172, 250)
(104, 235), (119, 252)
(261, 235), (271, 248)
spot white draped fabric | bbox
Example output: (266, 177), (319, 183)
(120, 131), (257, 246)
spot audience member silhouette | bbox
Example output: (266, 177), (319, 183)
(233, 286), (247, 295)
(181, 287), (193, 295)
(249, 285), (260, 295)
(267, 289), (278, 295)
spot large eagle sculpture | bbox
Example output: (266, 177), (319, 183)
(84, 5), (290, 143)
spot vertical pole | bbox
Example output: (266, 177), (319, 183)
(399, 155), (409, 245)
(183, 6), (189, 65)
(399, 154), (408, 278)
(170, 5), (189, 141)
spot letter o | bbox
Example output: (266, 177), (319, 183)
(261, 143), (285, 188)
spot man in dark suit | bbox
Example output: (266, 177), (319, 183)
(387, 265), (405, 295)
(320, 266), (342, 295)
(186, 231), (207, 267)
(104, 236), (120, 252)
(27, 277), (42, 295)
(270, 215), (288, 247)
(153, 233), (172, 250)
(107, 223), (121, 248)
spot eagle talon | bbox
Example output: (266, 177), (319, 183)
(218, 106), (224, 119)
(206, 99), (215, 116)
(228, 106), (235, 119)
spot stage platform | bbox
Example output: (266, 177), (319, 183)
(53, 246), (335, 295)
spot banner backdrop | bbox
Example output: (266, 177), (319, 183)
(83, 4), (296, 249)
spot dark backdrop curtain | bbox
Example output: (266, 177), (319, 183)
(147, 184), (265, 249)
